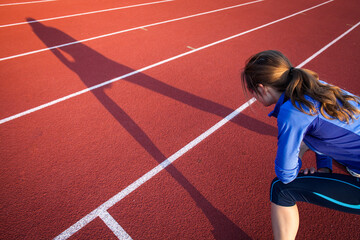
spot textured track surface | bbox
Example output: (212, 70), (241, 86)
(0, 0), (359, 239)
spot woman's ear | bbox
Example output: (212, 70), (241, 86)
(256, 84), (266, 96)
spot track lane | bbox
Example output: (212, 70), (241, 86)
(0, 0), (56, 7)
(0, 0), (262, 58)
(0, 0), (158, 24)
(0, 0), (175, 28)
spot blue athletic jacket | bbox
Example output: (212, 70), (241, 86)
(269, 83), (360, 184)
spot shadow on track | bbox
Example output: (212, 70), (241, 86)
(27, 18), (260, 239)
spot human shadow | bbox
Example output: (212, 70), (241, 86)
(26, 18), (276, 137)
(27, 18), (253, 239)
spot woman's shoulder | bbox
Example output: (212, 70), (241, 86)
(277, 98), (318, 125)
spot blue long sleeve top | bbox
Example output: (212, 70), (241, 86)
(269, 83), (360, 184)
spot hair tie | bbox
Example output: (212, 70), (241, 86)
(287, 67), (295, 82)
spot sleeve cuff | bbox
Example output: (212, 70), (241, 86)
(316, 154), (333, 171)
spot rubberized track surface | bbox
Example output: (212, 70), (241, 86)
(0, 0), (359, 239)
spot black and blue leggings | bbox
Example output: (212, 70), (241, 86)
(270, 173), (360, 215)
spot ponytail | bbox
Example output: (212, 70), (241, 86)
(285, 68), (319, 115)
(285, 67), (360, 123)
(242, 50), (360, 123)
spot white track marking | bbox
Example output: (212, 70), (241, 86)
(53, 16), (359, 239)
(0, 0), (174, 28)
(0, 0), (336, 125)
(53, 98), (255, 240)
(0, 0), (55, 7)
(297, 21), (360, 68)
(98, 211), (132, 240)
(0, 0), (264, 61)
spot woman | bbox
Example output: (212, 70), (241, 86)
(241, 50), (360, 240)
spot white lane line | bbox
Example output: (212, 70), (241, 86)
(53, 18), (359, 239)
(0, 0), (264, 61)
(0, 0), (55, 7)
(297, 21), (360, 68)
(0, 0), (174, 28)
(98, 211), (132, 240)
(0, 0), (334, 125)
(53, 98), (255, 240)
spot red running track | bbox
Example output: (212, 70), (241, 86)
(0, 0), (359, 239)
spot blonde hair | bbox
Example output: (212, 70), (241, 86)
(241, 50), (360, 123)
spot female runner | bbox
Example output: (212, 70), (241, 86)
(241, 50), (360, 240)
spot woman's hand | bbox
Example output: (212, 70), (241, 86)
(300, 167), (331, 175)
(300, 167), (316, 175)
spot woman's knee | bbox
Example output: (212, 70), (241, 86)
(270, 177), (296, 207)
